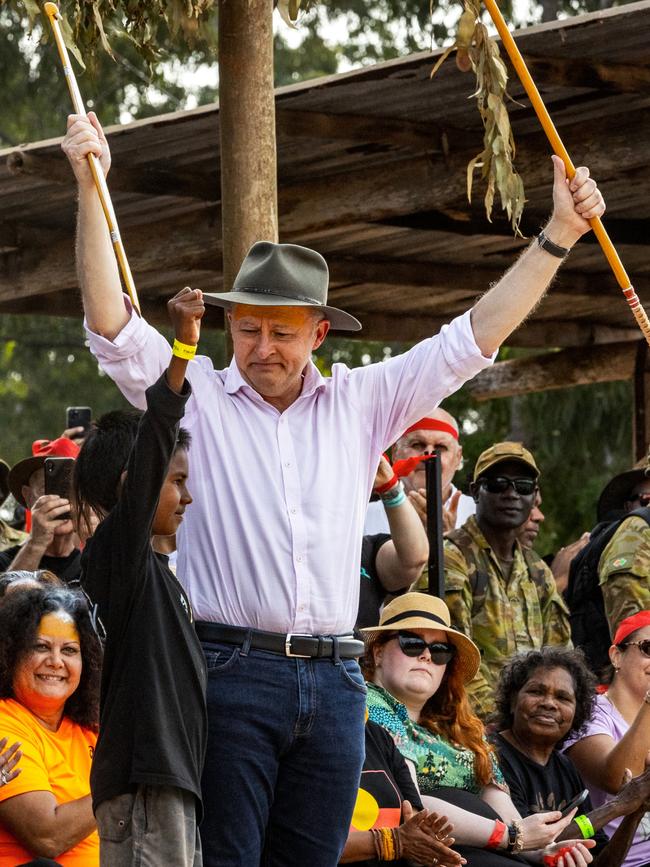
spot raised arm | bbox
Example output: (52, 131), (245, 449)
(61, 112), (129, 339)
(470, 157), (605, 356)
(373, 456), (428, 591)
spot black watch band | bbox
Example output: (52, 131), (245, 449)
(537, 229), (570, 259)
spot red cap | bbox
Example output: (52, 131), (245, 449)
(8, 437), (80, 507)
(31, 438), (80, 460)
(613, 610), (650, 646)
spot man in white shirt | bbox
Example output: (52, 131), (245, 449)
(364, 408), (475, 535)
(62, 110), (605, 867)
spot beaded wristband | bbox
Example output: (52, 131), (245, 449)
(574, 814), (595, 839)
(172, 339), (197, 360)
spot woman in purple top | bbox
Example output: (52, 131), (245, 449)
(564, 611), (650, 867)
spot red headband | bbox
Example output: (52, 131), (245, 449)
(613, 610), (650, 646)
(402, 418), (459, 440)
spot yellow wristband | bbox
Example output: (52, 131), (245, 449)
(172, 339), (197, 360)
(574, 814), (595, 839)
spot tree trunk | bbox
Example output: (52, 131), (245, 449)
(218, 0), (279, 302)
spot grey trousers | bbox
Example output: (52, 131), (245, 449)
(95, 785), (202, 867)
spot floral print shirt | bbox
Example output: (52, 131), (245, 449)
(366, 683), (507, 796)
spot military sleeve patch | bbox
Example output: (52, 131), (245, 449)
(612, 557), (628, 568)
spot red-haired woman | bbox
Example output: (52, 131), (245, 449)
(361, 593), (595, 866)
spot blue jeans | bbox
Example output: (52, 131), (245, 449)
(199, 638), (367, 867)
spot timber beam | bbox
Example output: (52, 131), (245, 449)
(467, 341), (638, 401)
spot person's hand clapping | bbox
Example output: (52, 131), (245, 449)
(167, 286), (205, 347)
(408, 487), (460, 533)
(0, 738), (21, 787)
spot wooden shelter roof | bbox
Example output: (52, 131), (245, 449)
(2, 0), (650, 370)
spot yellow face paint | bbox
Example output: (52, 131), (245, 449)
(39, 612), (79, 643)
(232, 304), (314, 328)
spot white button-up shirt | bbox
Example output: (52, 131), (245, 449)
(86, 303), (493, 633)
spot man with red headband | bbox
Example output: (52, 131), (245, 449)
(0, 438), (81, 585)
(62, 109), (605, 867)
(365, 408), (475, 536)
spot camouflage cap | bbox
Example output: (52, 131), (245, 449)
(473, 441), (539, 482)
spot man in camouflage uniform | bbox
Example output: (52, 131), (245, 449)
(444, 442), (571, 718)
(597, 459), (650, 634)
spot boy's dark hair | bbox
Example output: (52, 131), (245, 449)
(74, 409), (190, 534)
(0, 586), (102, 730)
(493, 646), (596, 742)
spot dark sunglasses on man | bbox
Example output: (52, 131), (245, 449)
(395, 631), (456, 665)
(621, 639), (650, 658)
(478, 476), (537, 496)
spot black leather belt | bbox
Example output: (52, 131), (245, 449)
(195, 622), (364, 659)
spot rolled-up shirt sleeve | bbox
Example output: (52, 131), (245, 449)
(346, 309), (496, 451)
(85, 296), (173, 409)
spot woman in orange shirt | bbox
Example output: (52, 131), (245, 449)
(0, 584), (102, 866)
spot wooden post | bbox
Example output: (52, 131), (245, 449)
(218, 0), (279, 310)
(633, 340), (650, 461)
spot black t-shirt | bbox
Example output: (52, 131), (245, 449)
(81, 374), (207, 813)
(492, 733), (609, 850)
(357, 533), (391, 630)
(346, 721), (423, 867)
(0, 545), (82, 587)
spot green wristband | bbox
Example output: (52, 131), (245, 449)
(574, 814), (595, 839)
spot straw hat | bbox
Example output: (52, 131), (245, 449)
(360, 592), (481, 683)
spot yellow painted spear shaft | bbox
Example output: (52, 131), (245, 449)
(482, 0), (650, 345)
(44, 2), (141, 316)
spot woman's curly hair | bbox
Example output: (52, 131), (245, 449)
(493, 646), (596, 742)
(0, 586), (102, 731)
(363, 633), (495, 788)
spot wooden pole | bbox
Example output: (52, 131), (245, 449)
(482, 0), (650, 347)
(218, 0), (279, 315)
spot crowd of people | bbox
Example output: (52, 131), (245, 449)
(0, 109), (647, 867)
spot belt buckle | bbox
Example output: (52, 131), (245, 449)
(284, 633), (312, 658)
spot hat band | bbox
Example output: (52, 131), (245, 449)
(236, 286), (323, 306)
(382, 609), (448, 628)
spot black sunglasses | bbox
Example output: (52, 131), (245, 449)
(478, 476), (537, 496)
(622, 639), (650, 658)
(396, 631), (456, 665)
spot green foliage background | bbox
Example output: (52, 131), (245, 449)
(0, 0), (637, 556)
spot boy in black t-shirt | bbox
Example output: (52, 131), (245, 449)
(75, 287), (207, 866)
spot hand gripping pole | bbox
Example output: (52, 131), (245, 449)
(44, 2), (141, 316)
(482, 0), (650, 345)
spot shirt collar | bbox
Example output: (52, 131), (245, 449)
(224, 357), (327, 401)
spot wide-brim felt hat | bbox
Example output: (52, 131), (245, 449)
(597, 456), (649, 522)
(9, 437), (80, 507)
(0, 460), (9, 505)
(360, 592), (481, 684)
(204, 241), (362, 332)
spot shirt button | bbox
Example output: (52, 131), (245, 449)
(296, 555), (303, 562)
(291, 508), (297, 515)
(285, 462), (291, 468)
